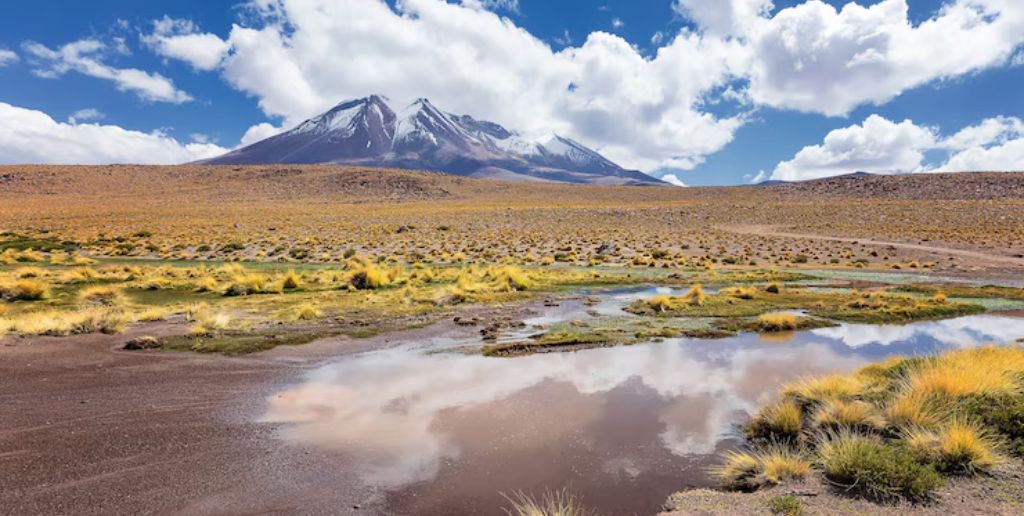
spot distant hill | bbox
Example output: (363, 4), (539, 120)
(760, 171), (1024, 200)
(203, 95), (664, 186)
(754, 171), (873, 186)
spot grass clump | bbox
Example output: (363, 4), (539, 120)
(722, 286), (757, 299)
(817, 431), (942, 502)
(765, 494), (803, 516)
(646, 294), (678, 312)
(78, 285), (125, 306)
(290, 303), (322, 321)
(710, 445), (810, 491)
(0, 279), (50, 301)
(746, 400), (803, 443)
(757, 312), (798, 332)
(0, 308), (133, 335)
(710, 450), (762, 491)
(501, 489), (594, 516)
(812, 399), (886, 432)
(487, 266), (533, 292)
(902, 346), (1024, 400)
(884, 392), (945, 429)
(904, 420), (1003, 474)
(781, 374), (864, 407)
(187, 306), (235, 336)
(681, 283), (706, 306)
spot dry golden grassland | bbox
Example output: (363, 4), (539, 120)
(2, 165), (1024, 353)
(2, 166), (1022, 272)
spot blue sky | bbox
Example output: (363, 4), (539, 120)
(1, 0), (1022, 185)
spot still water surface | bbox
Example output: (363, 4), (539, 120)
(263, 288), (1024, 515)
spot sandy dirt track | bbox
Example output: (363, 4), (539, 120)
(722, 225), (1024, 268)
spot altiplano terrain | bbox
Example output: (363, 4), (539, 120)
(2, 165), (1024, 515)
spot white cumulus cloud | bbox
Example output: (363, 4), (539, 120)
(673, 0), (774, 36)
(22, 0), (1022, 173)
(939, 116), (1024, 171)
(152, 0), (1024, 173)
(194, 0), (752, 171)
(660, 174), (688, 187)
(772, 114), (1024, 180)
(0, 48), (18, 66)
(0, 102), (227, 165)
(67, 108), (104, 124)
(771, 115), (937, 181)
(744, 0), (1024, 116)
(239, 122), (284, 146)
(142, 16), (231, 71)
(22, 39), (192, 103)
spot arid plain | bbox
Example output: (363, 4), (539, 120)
(3, 165), (1024, 515)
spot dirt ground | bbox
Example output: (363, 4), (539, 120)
(660, 467), (1024, 516)
(0, 317), (477, 515)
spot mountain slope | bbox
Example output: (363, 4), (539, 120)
(205, 95), (663, 186)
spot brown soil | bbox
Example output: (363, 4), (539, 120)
(0, 320), (463, 515)
(660, 466), (1024, 516)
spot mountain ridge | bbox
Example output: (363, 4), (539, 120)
(204, 95), (664, 186)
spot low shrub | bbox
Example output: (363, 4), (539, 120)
(963, 393), (1024, 456)
(817, 431), (942, 502)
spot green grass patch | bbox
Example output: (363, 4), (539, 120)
(898, 283), (1024, 301)
(163, 329), (341, 355)
(0, 236), (78, 252)
(766, 494), (804, 516)
(626, 287), (987, 324)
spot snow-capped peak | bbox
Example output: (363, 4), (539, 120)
(205, 95), (663, 185)
(291, 96), (388, 137)
(394, 98), (472, 144)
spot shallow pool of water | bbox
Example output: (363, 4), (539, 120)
(262, 292), (1024, 515)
